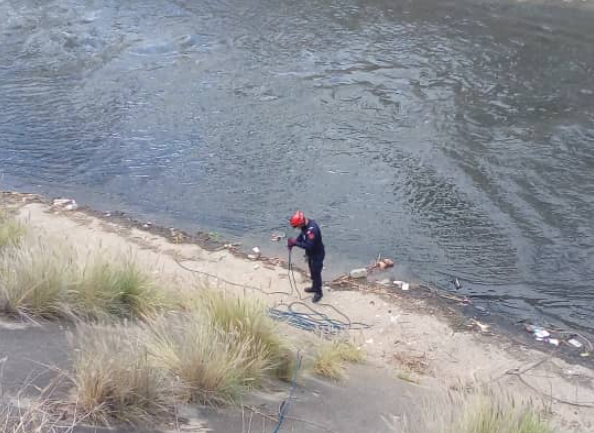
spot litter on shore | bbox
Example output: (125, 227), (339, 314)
(248, 246), (261, 260)
(270, 231), (286, 242)
(349, 268), (368, 279)
(52, 198), (78, 211)
(524, 323), (592, 356)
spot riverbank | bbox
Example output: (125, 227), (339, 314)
(1, 191), (594, 432)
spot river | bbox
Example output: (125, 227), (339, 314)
(1, 0), (593, 333)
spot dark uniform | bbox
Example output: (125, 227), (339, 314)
(294, 219), (325, 295)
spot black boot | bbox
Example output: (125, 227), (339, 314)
(304, 287), (316, 293)
(312, 292), (323, 303)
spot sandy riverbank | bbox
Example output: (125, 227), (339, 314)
(1, 191), (594, 432)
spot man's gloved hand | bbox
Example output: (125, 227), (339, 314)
(287, 238), (297, 249)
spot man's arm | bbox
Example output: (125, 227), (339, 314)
(295, 227), (317, 253)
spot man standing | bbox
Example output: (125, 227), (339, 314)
(287, 211), (325, 303)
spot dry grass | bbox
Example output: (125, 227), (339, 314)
(0, 236), (75, 318)
(384, 390), (555, 433)
(198, 291), (294, 381)
(69, 293), (296, 421)
(452, 395), (554, 433)
(0, 215), (298, 423)
(70, 258), (163, 320)
(144, 312), (265, 405)
(0, 391), (76, 433)
(312, 340), (365, 380)
(0, 232), (164, 320)
(70, 324), (168, 424)
(1, 400), (54, 433)
(0, 211), (25, 248)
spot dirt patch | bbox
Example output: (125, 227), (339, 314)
(391, 351), (433, 376)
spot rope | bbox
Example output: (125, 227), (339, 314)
(268, 304), (369, 334)
(287, 249), (303, 300)
(174, 258), (294, 297)
(270, 351), (302, 433)
(174, 251), (370, 334)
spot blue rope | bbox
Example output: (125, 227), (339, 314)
(268, 304), (370, 334)
(282, 250), (370, 334)
(270, 351), (302, 433)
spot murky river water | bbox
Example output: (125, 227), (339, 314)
(1, 0), (594, 332)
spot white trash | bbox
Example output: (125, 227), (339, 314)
(568, 339), (583, 349)
(53, 198), (78, 211)
(65, 200), (78, 211)
(349, 268), (368, 279)
(532, 327), (550, 339)
(393, 281), (410, 291)
(248, 247), (261, 261)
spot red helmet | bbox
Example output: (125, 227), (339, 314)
(290, 210), (306, 228)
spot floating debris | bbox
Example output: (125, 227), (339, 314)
(259, 94), (279, 102)
(377, 258), (395, 270)
(270, 231), (286, 242)
(452, 277), (463, 290)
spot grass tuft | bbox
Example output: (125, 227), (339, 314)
(0, 211), (25, 248)
(0, 214), (298, 422)
(144, 312), (263, 405)
(70, 324), (167, 424)
(1, 398), (55, 433)
(198, 291), (293, 381)
(0, 236), (75, 318)
(312, 340), (365, 381)
(0, 231), (163, 321)
(386, 391), (556, 433)
(452, 395), (554, 433)
(70, 292), (296, 419)
(71, 259), (162, 320)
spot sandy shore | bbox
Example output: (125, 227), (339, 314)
(2, 191), (594, 432)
